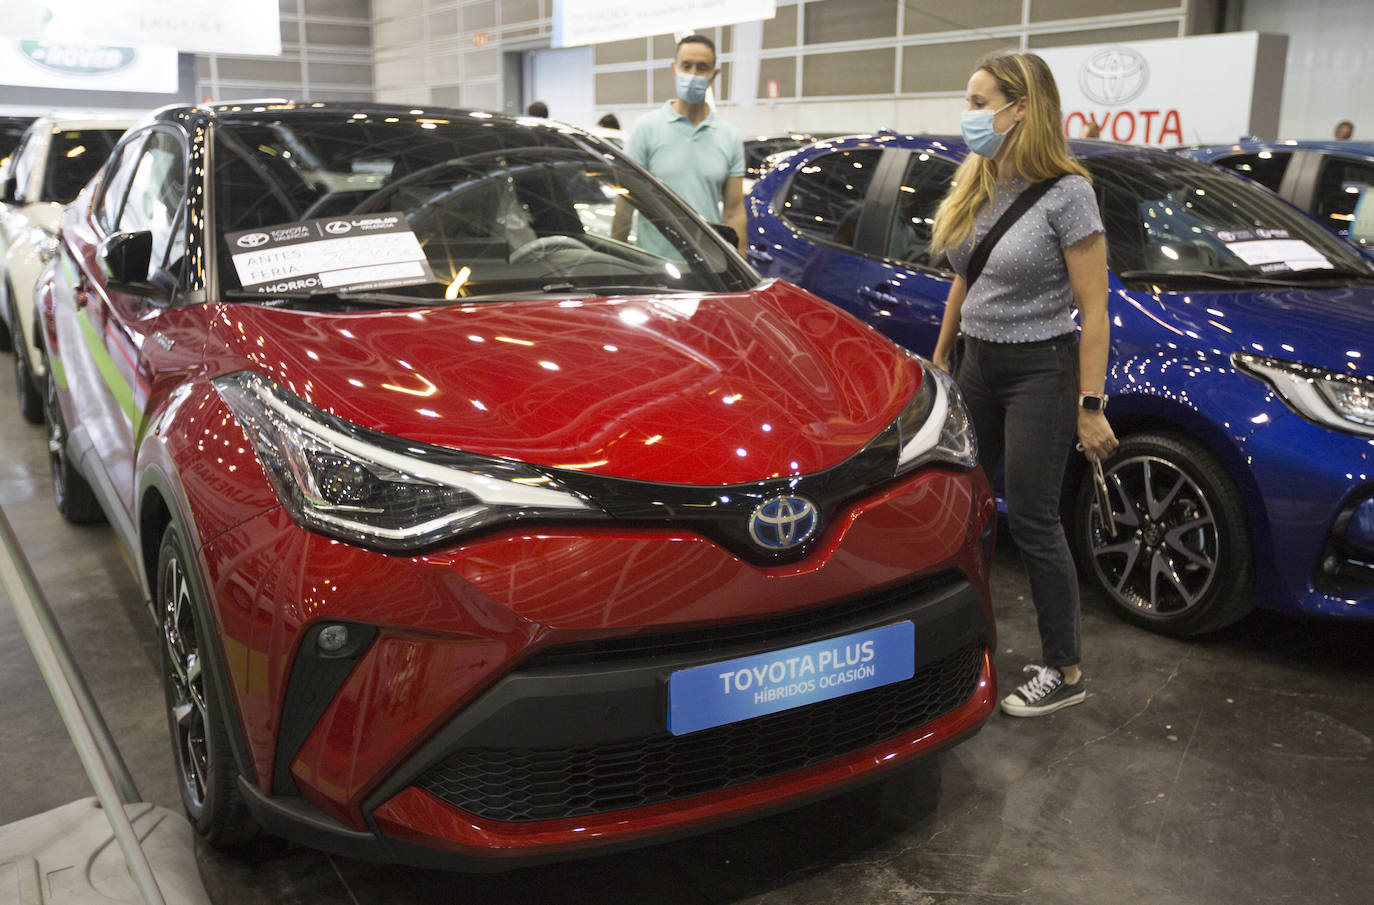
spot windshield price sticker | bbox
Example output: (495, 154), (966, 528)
(1223, 237), (1334, 273)
(667, 621), (915, 736)
(227, 213), (437, 293)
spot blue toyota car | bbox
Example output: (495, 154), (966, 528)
(748, 132), (1374, 636)
(1177, 139), (1374, 252)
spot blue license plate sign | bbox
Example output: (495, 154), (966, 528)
(667, 621), (915, 736)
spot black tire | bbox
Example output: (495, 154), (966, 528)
(1073, 431), (1254, 636)
(12, 291), (43, 424)
(42, 359), (105, 524)
(156, 524), (259, 846)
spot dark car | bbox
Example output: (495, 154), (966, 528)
(749, 131), (1374, 636)
(1177, 140), (1374, 251)
(33, 103), (997, 868)
(743, 133), (846, 189)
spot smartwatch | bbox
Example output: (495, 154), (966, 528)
(1079, 392), (1107, 412)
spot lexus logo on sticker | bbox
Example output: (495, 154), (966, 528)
(325, 220), (352, 234)
(236, 232), (269, 248)
(1080, 46), (1149, 106)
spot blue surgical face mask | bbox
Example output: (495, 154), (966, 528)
(961, 101), (1017, 158)
(675, 71), (710, 105)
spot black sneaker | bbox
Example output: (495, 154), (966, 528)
(1000, 664), (1085, 717)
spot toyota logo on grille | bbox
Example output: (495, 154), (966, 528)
(749, 495), (818, 551)
(1080, 46), (1149, 106)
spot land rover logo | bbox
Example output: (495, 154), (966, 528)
(19, 41), (135, 76)
(748, 495), (818, 551)
(1079, 46), (1149, 106)
(236, 232), (270, 248)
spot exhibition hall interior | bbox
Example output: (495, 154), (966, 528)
(0, 1), (1371, 903)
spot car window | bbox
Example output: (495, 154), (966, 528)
(115, 130), (187, 271)
(1082, 154), (1374, 283)
(42, 128), (125, 204)
(777, 148), (881, 248)
(886, 153), (958, 270)
(1312, 155), (1374, 248)
(0, 121), (29, 164)
(1212, 151), (1291, 193)
(96, 135), (147, 233)
(10, 134), (39, 203)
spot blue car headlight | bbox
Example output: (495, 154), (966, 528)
(214, 371), (600, 552)
(1233, 353), (1374, 436)
(894, 361), (977, 474)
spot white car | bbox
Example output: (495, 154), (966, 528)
(1, 116), (130, 422)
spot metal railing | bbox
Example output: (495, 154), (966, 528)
(0, 503), (169, 905)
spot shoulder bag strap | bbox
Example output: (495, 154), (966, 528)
(964, 175), (1065, 289)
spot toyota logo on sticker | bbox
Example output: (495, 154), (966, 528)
(236, 232), (269, 248)
(1080, 46), (1149, 106)
(325, 220), (352, 234)
(748, 495), (818, 551)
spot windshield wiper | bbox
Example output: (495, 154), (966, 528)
(538, 281), (676, 295)
(1116, 269), (1363, 288)
(222, 288), (439, 307)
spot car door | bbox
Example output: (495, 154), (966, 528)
(751, 146), (891, 321)
(77, 127), (187, 515)
(854, 150), (961, 355)
(1305, 153), (1374, 249)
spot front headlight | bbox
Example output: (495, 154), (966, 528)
(1233, 353), (1374, 436)
(213, 372), (600, 552)
(894, 361), (977, 474)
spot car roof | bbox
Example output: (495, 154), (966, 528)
(25, 116), (135, 132)
(790, 130), (1167, 161)
(1180, 139), (1374, 161)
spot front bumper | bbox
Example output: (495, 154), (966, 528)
(200, 466), (997, 868)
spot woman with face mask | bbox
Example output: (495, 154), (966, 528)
(930, 51), (1115, 717)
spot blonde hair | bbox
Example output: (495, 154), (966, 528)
(931, 51), (1090, 254)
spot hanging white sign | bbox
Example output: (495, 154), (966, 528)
(0, 40), (178, 93)
(1, 0), (281, 57)
(554, 0), (776, 49)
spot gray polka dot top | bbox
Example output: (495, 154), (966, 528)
(946, 174), (1103, 343)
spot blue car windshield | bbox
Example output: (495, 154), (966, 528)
(1083, 155), (1374, 283)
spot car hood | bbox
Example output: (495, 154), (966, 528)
(1128, 284), (1374, 378)
(208, 279), (920, 485)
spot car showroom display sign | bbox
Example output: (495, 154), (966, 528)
(0, 41), (176, 93)
(0, 0), (280, 56)
(554, 0), (776, 48)
(1038, 32), (1288, 145)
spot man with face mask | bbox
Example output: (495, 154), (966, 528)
(613, 35), (746, 254)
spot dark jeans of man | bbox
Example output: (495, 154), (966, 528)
(956, 333), (1082, 668)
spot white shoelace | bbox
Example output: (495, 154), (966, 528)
(1014, 665), (1062, 703)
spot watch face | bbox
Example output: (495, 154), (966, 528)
(1081, 395), (1104, 411)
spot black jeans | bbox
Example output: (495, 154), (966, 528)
(957, 333), (1081, 669)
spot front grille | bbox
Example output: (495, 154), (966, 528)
(417, 642), (983, 823)
(523, 571), (964, 668)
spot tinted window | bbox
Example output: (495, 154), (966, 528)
(1312, 155), (1374, 247)
(42, 128), (125, 203)
(116, 131), (186, 270)
(1213, 151), (1291, 193)
(0, 120), (30, 161)
(97, 136), (146, 232)
(778, 148), (881, 247)
(211, 115), (756, 300)
(10, 134), (39, 203)
(886, 153), (958, 270)
(1082, 154), (1374, 285)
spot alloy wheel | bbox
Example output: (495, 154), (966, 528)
(162, 550), (211, 811)
(1084, 453), (1219, 618)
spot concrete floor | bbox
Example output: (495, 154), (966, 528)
(2, 363), (1372, 905)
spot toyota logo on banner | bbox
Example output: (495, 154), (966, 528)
(748, 495), (818, 551)
(236, 232), (269, 248)
(1079, 46), (1149, 106)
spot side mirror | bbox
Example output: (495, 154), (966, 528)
(98, 230), (159, 297)
(710, 222), (739, 250)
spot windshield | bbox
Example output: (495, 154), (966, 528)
(45, 128), (125, 203)
(1083, 154), (1374, 287)
(211, 114), (756, 301)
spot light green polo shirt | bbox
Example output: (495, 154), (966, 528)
(625, 101), (745, 221)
